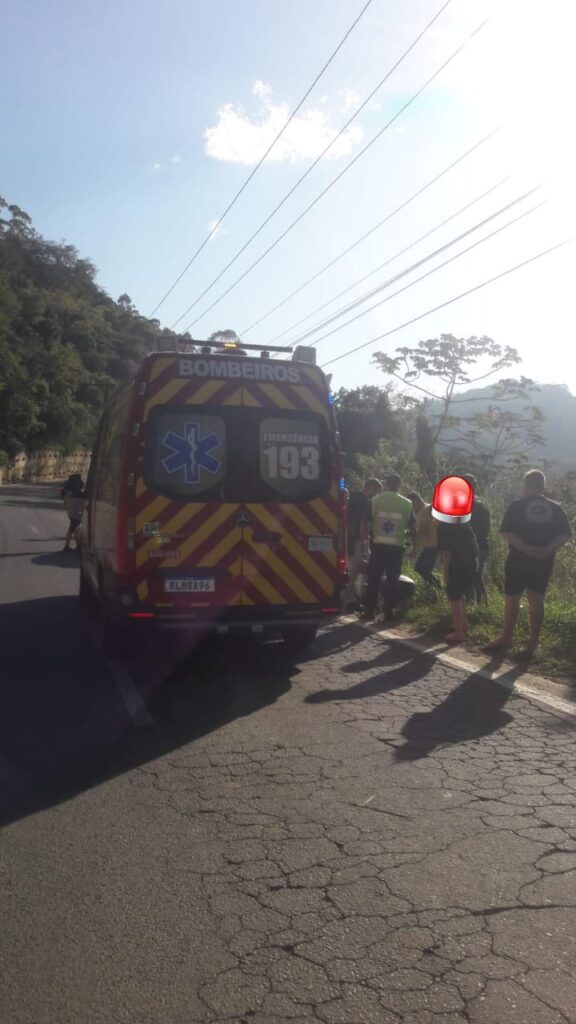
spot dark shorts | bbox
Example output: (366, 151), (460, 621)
(504, 553), (554, 596)
(446, 560), (478, 602)
(68, 516), (82, 531)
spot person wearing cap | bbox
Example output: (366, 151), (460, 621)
(461, 473), (491, 602)
(360, 473), (416, 622)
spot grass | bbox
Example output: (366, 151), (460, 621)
(398, 534), (576, 685)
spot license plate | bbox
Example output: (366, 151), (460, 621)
(164, 578), (215, 593)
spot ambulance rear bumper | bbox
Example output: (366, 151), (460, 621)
(136, 606), (342, 632)
(114, 599), (344, 633)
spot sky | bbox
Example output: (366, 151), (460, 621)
(2, 0), (575, 397)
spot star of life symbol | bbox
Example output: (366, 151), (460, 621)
(161, 422), (222, 484)
(382, 518), (397, 535)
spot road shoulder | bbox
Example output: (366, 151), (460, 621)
(342, 615), (576, 721)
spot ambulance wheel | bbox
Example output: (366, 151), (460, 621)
(283, 626), (318, 651)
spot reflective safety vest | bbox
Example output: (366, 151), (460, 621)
(371, 491), (413, 546)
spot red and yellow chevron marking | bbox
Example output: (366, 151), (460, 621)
(144, 377), (242, 419)
(242, 550), (287, 605)
(238, 380), (330, 421)
(247, 504), (333, 599)
(242, 535), (314, 604)
(136, 502), (238, 570)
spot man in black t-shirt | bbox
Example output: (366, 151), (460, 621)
(346, 478), (382, 604)
(486, 470), (572, 656)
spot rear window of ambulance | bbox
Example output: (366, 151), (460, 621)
(144, 406), (330, 502)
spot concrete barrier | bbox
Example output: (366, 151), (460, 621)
(1, 450), (91, 484)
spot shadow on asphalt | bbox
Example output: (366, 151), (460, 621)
(393, 658), (529, 761)
(31, 551), (80, 568)
(0, 551), (79, 566)
(0, 594), (297, 828)
(305, 645), (434, 703)
(299, 621), (364, 660)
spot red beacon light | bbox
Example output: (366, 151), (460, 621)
(431, 475), (474, 524)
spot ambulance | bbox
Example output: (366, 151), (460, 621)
(79, 340), (348, 651)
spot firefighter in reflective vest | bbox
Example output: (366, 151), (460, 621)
(360, 472), (417, 622)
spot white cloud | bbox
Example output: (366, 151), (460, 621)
(337, 88), (362, 114)
(153, 163), (161, 170)
(204, 81), (364, 165)
(171, 154), (182, 164)
(207, 219), (226, 240)
(252, 80), (273, 100)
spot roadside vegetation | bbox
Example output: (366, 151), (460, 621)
(402, 519), (576, 683)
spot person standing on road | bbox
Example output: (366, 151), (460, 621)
(361, 473), (416, 622)
(486, 469), (572, 657)
(346, 478), (383, 605)
(61, 474), (87, 551)
(408, 492), (441, 589)
(462, 473), (491, 603)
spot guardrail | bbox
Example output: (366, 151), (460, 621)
(0, 450), (91, 485)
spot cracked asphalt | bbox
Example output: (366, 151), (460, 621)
(1, 485), (576, 1024)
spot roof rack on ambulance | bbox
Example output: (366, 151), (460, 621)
(154, 337), (317, 364)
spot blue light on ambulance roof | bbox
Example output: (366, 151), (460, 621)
(339, 477), (346, 491)
(328, 393), (335, 405)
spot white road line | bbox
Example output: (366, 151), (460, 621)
(107, 657), (154, 728)
(342, 616), (576, 721)
(29, 525), (39, 534)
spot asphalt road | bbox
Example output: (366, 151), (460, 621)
(1, 483), (576, 1024)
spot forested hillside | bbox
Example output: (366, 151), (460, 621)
(427, 382), (576, 471)
(0, 198), (177, 457)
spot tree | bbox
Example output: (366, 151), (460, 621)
(414, 413), (437, 479)
(332, 385), (425, 491)
(374, 334), (541, 482)
(333, 386), (398, 457)
(208, 329), (240, 344)
(0, 197), (181, 454)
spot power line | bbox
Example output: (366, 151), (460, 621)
(263, 176), (510, 343)
(169, 0), (454, 331)
(310, 197), (546, 346)
(147, 0), (375, 318)
(321, 234), (576, 369)
(290, 186), (542, 346)
(177, 13), (488, 334)
(240, 130), (499, 338)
